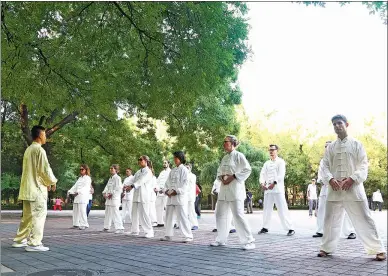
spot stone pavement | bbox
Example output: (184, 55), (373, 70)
(1, 210), (387, 276)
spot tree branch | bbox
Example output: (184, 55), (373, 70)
(87, 137), (113, 156)
(46, 111), (79, 137)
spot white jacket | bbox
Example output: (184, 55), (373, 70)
(164, 164), (189, 206)
(122, 175), (135, 201)
(217, 150), (252, 201)
(187, 172), (197, 202)
(323, 136), (368, 202)
(102, 174), (123, 206)
(156, 168), (171, 197)
(317, 158), (328, 197)
(132, 167), (153, 203)
(150, 175), (157, 202)
(68, 175), (92, 204)
(211, 179), (221, 195)
(259, 157), (286, 195)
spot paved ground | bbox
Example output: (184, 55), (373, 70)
(1, 209), (387, 276)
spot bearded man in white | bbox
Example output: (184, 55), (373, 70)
(259, 144), (295, 236)
(210, 135), (255, 250)
(121, 168), (134, 224)
(68, 164), (92, 230)
(102, 164), (124, 233)
(318, 114), (386, 261)
(155, 160), (171, 227)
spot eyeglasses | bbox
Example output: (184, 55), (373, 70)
(269, 149), (277, 151)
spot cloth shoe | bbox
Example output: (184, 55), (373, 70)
(191, 226), (198, 230)
(258, 228), (268, 234)
(12, 239), (28, 248)
(287, 230), (295, 236)
(241, 243), (255, 250)
(160, 236), (172, 241)
(183, 237), (193, 243)
(25, 245), (49, 252)
(210, 241), (226, 247)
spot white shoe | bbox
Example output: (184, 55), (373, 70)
(160, 236), (172, 241)
(115, 229), (124, 234)
(12, 240), (28, 248)
(241, 243), (255, 250)
(152, 222), (158, 227)
(25, 245), (50, 252)
(79, 226), (86, 230)
(127, 232), (139, 236)
(210, 241), (226, 247)
(145, 233), (154, 239)
(183, 237), (193, 243)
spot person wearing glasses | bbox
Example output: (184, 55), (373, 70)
(210, 135), (255, 250)
(259, 144), (295, 236)
(125, 156), (154, 238)
(67, 164), (92, 230)
(160, 151), (193, 243)
(102, 164), (125, 233)
(12, 125), (57, 252)
(155, 160), (171, 227)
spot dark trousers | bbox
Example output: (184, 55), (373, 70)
(86, 200), (92, 217)
(194, 196), (201, 217)
(373, 201), (383, 212)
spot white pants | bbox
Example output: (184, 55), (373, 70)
(215, 200), (254, 244)
(104, 205), (124, 230)
(121, 200), (132, 223)
(131, 202), (154, 236)
(316, 195), (355, 236)
(165, 204), (193, 238)
(73, 203), (88, 227)
(263, 193), (294, 230)
(156, 196), (167, 225)
(187, 200), (199, 227)
(321, 200), (386, 254)
(149, 200), (157, 224)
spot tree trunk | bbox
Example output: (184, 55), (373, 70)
(20, 103), (32, 146)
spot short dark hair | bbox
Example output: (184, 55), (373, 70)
(226, 135), (239, 147)
(126, 168), (132, 171)
(111, 164), (120, 173)
(173, 151), (186, 164)
(269, 144), (279, 150)
(331, 114), (348, 124)
(31, 125), (45, 140)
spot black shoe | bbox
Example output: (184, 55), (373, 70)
(287, 230), (295, 236)
(229, 229), (236, 233)
(313, 233), (323, 238)
(156, 224), (164, 227)
(347, 233), (356, 239)
(212, 229), (217, 232)
(258, 228), (268, 234)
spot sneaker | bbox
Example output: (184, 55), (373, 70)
(25, 245), (49, 252)
(241, 243), (256, 250)
(183, 237), (193, 243)
(191, 226), (199, 230)
(347, 233), (356, 239)
(115, 229), (124, 234)
(258, 228), (268, 234)
(229, 229), (236, 233)
(79, 226), (86, 230)
(313, 233), (323, 238)
(212, 229), (218, 232)
(210, 241), (226, 247)
(287, 230), (295, 236)
(145, 233), (154, 239)
(12, 240), (28, 248)
(160, 236), (172, 241)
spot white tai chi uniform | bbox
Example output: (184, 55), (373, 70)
(149, 175), (158, 225)
(68, 175), (92, 228)
(155, 168), (171, 225)
(121, 175), (134, 224)
(212, 179), (234, 230)
(102, 174), (124, 230)
(163, 164), (193, 239)
(307, 183), (318, 216)
(215, 150), (254, 245)
(260, 157), (294, 231)
(131, 167), (154, 237)
(320, 137), (386, 254)
(187, 171), (199, 228)
(316, 159), (355, 236)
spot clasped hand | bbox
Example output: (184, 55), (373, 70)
(221, 175), (234, 185)
(329, 178), (354, 191)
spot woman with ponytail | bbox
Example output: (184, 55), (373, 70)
(125, 155), (154, 238)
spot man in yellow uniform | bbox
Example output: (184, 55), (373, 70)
(12, 125), (58, 252)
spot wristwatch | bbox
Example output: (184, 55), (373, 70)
(233, 174), (236, 179)
(273, 181), (277, 185)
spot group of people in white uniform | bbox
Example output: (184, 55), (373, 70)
(66, 114), (386, 261)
